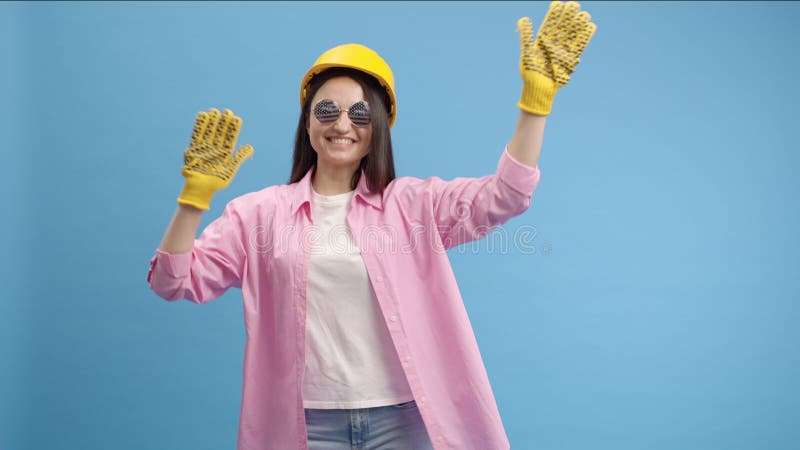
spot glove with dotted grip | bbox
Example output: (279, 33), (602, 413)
(177, 108), (254, 211)
(518, 1), (597, 115)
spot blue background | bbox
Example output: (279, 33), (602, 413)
(2, 1), (798, 449)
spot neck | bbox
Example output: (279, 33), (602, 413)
(312, 162), (359, 195)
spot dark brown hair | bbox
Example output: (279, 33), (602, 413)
(289, 67), (396, 192)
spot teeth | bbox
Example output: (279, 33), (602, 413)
(330, 138), (354, 144)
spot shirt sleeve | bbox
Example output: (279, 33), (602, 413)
(146, 200), (247, 303)
(427, 146), (541, 250)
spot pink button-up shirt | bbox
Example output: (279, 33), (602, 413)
(147, 146), (540, 450)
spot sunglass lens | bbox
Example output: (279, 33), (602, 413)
(348, 101), (371, 127)
(314, 99), (340, 124)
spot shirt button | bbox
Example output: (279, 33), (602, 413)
(404, 356), (411, 363)
(376, 276), (383, 283)
(437, 436), (444, 442)
(420, 396), (426, 404)
(390, 315), (397, 322)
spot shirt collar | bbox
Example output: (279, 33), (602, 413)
(290, 166), (384, 216)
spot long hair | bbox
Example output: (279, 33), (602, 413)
(289, 67), (396, 192)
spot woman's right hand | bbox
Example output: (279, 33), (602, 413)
(177, 108), (254, 211)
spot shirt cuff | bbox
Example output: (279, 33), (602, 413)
(147, 248), (192, 282)
(497, 146), (541, 195)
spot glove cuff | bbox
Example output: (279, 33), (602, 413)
(518, 72), (558, 116)
(177, 171), (215, 211)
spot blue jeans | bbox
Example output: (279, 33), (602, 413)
(304, 400), (435, 450)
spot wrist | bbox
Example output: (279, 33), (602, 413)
(177, 201), (205, 214)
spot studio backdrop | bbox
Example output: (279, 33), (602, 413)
(1, 2), (798, 450)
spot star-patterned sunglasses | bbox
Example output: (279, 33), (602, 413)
(313, 99), (371, 127)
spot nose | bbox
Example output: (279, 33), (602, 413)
(331, 110), (351, 132)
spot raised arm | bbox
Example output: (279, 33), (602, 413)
(158, 108), (253, 254)
(507, 1), (597, 168)
(159, 204), (204, 254)
(507, 112), (547, 169)
(148, 108), (254, 303)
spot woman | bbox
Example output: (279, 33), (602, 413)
(148, 2), (595, 449)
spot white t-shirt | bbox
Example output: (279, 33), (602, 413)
(302, 187), (414, 409)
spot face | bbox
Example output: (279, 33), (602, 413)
(307, 76), (373, 175)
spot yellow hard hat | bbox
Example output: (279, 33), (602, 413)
(300, 43), (396, 127)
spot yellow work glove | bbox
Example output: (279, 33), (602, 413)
(518, 1), (597, 116)
(177, 108), (254, 210)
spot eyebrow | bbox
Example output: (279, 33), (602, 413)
(316, 98), (368, 107)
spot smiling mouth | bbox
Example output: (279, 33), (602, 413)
(326, 137), (356, 145)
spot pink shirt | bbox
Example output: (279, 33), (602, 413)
(147, 146), (540, 450)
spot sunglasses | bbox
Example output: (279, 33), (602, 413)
(313, 99), (371, 127)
